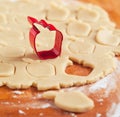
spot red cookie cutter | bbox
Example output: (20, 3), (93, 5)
(28, 16), (63, 60)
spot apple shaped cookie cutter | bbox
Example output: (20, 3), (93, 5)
(27, 16), (63, 60)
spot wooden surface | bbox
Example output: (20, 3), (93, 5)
(0, 0), (120, 117)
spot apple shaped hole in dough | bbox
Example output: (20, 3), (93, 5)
(47, 2), (69, 21)
(54, 91), (94, 113)
(65, 61), (93, 76)
(96, 29), (120, 46)
(0, 63), (15, 77)
(26, 62), (55, 77)
(0, 46), (25, 58)
(67, 20), (91, 37)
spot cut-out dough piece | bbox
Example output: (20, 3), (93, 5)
(77, 7), (100, 22)
(67, 20), (91, 36)
(47, 3), (69, 21)
(96, 29), (120, 46)
(0, 63), (14, 77)
(27, 62), (55, 77)
(34, 23), (56, 51)
(42, 91), (58, 100)
(55, 91), (94, 113)
(69, 41), (95, 54)
(0, 46), (25, 58)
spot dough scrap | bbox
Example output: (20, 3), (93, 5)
(42, 91), (58, 100)
(54, 91), (94, 113)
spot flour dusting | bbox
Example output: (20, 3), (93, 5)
(88, 60), (120, 97)
(106, 103), (120, 117)
(18, 110), (26, 115)
(96, 113), (102, 117)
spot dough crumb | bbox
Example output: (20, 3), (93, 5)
(42, 91), (58, 100)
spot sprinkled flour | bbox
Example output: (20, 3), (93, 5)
(106, 103), (120, 117)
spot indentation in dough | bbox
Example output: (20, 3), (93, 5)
(26, 62), (55, 77)
(47, 3), (69, 21)
(10, 1), (45, 17)
(0, 30), (24, 46)
(69, 41), (95, 54)
(0, 63), (15, 77)
(0, 46), (25, 58)
(14, 15), (29, 28)
(96, 29), (120, 46)
(47, 21), (67, 34)
(0, 5), (8, 13)
(0, 14), (7, 24)
(77, 7), (100, 22)
(54, 91), (94, 112)
(0, 40), (7, 46)
(22, 57), (37, 64)
(34, 23), (56, 51)
(67, 20), (91, 36)
(14, 10), (45, 26)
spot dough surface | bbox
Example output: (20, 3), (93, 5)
(0, 0), (120, 91)
(0, 0), (120, 113)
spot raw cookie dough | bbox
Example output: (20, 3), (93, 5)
(26, 62), (55, 77)
(96, 28), (120, 46)
(0, 63), (15, 77)
(42, 91), (94, 112)
(1, 0), (120, 113)
(42, 90), (58, 100)
(55, 91), (94, 113)
(0, 0), (120, 104)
